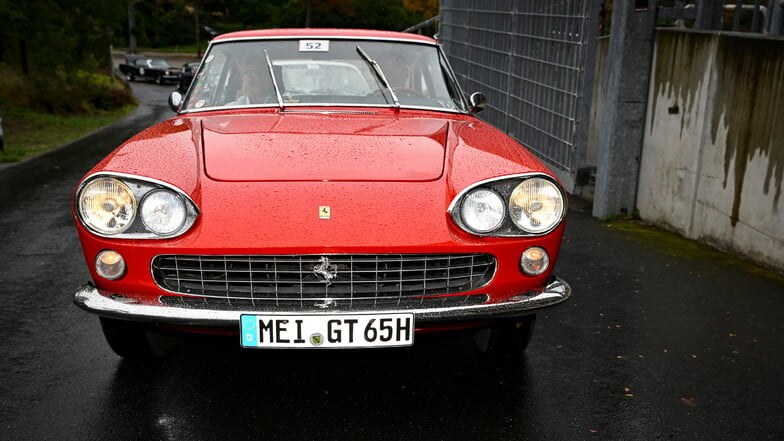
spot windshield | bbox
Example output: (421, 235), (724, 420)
(181, 39), (468, 113)
(147, 59), (171, 68)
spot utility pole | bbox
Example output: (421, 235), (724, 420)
(195, 6), (201, 57)
(127, 0), (137, 53)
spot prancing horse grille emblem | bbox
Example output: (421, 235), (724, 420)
(313, 256), (338, 286)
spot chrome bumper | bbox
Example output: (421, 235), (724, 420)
(73, 277), (571, 326)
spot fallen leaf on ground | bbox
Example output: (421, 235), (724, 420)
(680, 397), (697, 407)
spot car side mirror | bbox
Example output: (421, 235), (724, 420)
(168, 91), (183, 113)
(469, 92), (486, 113)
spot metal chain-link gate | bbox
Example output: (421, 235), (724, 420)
(439, 0), (600, 190)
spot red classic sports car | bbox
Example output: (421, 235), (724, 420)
(73, 29), (571, 359)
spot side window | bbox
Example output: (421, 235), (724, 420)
(412, 55), (432, 97)
(184, 51), (228, 109)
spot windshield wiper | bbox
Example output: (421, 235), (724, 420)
(356, 45), (400, 110)
(263, 49), (285, 110)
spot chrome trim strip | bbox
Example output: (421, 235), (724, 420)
(74, 277), (571, 326)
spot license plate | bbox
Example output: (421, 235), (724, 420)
(240, 313), (415, 349)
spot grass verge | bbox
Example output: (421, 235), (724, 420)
(0, 104), (136, 163)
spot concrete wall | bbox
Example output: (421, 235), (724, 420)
(638, 29), (784, 272)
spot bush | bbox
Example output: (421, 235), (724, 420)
(0, 66), (136, 115)
(0, 66), (30, 107)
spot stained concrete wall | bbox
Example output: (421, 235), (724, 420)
(638, 29), (784, 272)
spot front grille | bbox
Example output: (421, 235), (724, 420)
(152, 254), (495, 310)
(159, 293), (489, 311)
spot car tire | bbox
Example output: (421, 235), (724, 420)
(99, 317), (173, 360)
(473, 315), (536, 362)
(155, 75), (162, 85)
(126, 73), (134, 81)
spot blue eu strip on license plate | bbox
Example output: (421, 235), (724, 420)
(240, 313), (415, 349)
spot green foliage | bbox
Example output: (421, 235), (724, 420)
(0, 0), (431, 114)
(0, 1), (133, 115)
(30, 71), (137, 114)
(265, 0), (428, 30)
(600, 208), (641, 223)
(0, 0), (125, 74)
(0, 0), (434, 74)
(0, 65), (136, 115)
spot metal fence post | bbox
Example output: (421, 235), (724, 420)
(695, 0), (725, 30)
(772, 0), (784, 34)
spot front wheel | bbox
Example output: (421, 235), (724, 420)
(99, 317), (173, 360)
(474, 315), (536, 362)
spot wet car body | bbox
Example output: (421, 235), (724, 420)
(73, 29), (571, 358)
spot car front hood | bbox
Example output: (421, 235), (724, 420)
(200, 112), (448, 182)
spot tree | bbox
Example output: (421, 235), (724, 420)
(0, 1), (133, 113)
(402, 0), (438, 18)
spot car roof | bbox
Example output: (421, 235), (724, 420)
(212, 28), (437, 45)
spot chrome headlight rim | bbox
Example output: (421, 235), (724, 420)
(508, 177), (566, 234)
(77, 177), (137, 236)
(458, 188), (506, 234)
(139, 189), (189, 237)
(448, 173), (567, 237)
(75, 172), (200, 239)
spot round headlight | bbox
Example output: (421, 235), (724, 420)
(509, 178), (565, 234)
(460, 188), (505, 233)
(140, 190), (187, 236)
(78, 178), (137, 235)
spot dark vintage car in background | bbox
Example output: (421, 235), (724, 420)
(177, 61), (201, 93)
(73, 29), (571, 360)
(119, 55), (180, 84)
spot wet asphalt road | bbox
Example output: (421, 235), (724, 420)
(1, 83), (783, 440)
